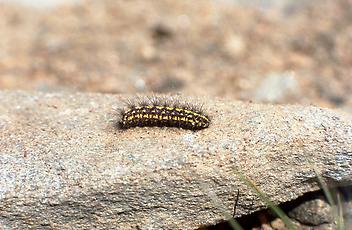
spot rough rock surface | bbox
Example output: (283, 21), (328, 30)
(288, 196), (333, 226)
(0, 90), (351, 230)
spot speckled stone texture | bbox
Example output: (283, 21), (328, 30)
(0, 90), (351, 230)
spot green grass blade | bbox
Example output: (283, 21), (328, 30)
(313, 167), (335, 206)
(313, 167), (345, 230)
(336, 193), (345, 230)
(236, 172), (296, 230)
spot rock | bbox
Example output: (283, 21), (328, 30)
(270, 218), (288, 230)
(288, 197), (333, 226)
(223, 34), (247, 59)
(254, 71), (299, 103)
(0, 91), (351, 230)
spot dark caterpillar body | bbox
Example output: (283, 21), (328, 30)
(118, 98), (210, 130)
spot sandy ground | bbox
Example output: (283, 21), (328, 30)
(0, 0), (351, 111)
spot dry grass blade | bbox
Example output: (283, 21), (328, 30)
(199, 181), (244, 230)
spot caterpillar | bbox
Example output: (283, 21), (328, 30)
(118, 96), (210, 131)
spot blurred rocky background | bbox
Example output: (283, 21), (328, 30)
(0, 0), (351, 111)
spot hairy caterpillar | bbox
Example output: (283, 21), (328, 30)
(118, 96), (210, 131)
